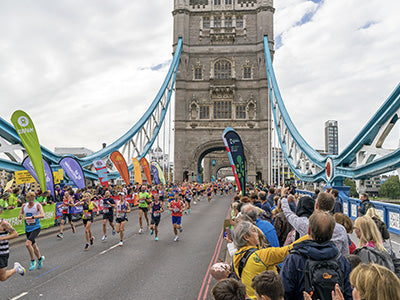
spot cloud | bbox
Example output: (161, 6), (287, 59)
(273, 0), (400, 151)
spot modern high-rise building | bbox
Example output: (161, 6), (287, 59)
(325, 120), (338, 155)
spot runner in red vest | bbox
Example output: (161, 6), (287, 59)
(168, 193), (186, 242)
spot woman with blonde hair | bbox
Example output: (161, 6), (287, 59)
(353, 216), (396, 273)
(350, 263), (400, 300)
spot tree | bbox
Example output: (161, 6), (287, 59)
(344, 178), (358, 197)
(379, 176), (400, 199)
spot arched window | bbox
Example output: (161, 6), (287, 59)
(214, 60), (232, 79)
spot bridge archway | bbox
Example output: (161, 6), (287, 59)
(191, 140), (257, 183)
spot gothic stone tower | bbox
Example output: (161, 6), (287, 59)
(173, 0), (274, 183)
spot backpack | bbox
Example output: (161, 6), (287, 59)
(295, 251), (344, 300)
(237, 248), (257, 279)
(353, 246), (395, 273)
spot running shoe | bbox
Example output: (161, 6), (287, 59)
(119, 241), (123, 247)
(150, 230), (154, 235)
(90, 236), (95, 245)
(72, 226), (76, 233)
(84, 244), (89, 251)
(57, 233), (63, 239)
(173, 236), (179, 242)
(138, 228), (143, 234)
(29, 260), (36, 271)
(155, 237), (159, 241)
(112, 230), (116, 236)
(37, 256), (45, 269)
(14, 262), (25, 276)
(102, 235), (107, 241)
(179, 227), (184, 233)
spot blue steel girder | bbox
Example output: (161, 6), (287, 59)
(0, 38), (183, 182)
(263, 35), (400, 183)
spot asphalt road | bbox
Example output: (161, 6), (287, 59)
(2, 194), (232, 300)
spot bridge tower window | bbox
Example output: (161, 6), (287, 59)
(214, 101), (232, 119)
(214, 16), (221, 28)
(214, 60), (232, 79)
(214, 0), (221, 5)
(225, 16), (232, 28)
(236, 16), (243, 28)
(199, 106), (210, 119)
(236, 105), (246, 119)
(194, 66), (202, 80)
(203, 17), (210, 29)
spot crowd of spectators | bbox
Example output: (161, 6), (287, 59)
(210, 183), (400, 300)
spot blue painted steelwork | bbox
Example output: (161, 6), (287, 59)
(264, 35), (400, 184)
(0, 38), (183, 181)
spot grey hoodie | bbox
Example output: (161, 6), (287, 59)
(281, 198), (349, 256)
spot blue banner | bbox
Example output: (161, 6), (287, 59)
(22, 156), (55, 197)
(151, 163), (160, 185)
(59, 156), (86, 189)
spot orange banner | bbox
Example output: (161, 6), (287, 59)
(132, 157), (142, 184)
(110, 151), (130, 185)
(140, 157), (152, 185)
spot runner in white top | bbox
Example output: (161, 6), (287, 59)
(18, 192), (45, 271)
(115, 192), (131, 246)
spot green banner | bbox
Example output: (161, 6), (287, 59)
(11, 110), (46, 193)
(1, 204), (56, 235)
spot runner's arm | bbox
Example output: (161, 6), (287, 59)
(0, 221), (18, 240)
(126, 203), (131, 213)
(35, 203), (45, 219)
(18, 204), (25, 220)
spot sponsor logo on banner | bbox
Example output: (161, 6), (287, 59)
(59, 157), (86, 189)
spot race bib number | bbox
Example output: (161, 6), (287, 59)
(140, 200), (145, 204)
(26, 213), (35, 225)
(84, 212), (92, 218)
(153, 212), (160, 217)
(173, 208), (180, 213)
(103, 208), (109, 213)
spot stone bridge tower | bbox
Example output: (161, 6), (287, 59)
(173, 0), (274, 183)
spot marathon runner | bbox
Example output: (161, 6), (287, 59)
(184, 188), (192, 214)
(0, 205), (25, 280)
(18, 192), (45, 271)
(207, 185), (213, 203)
(149, 193), (164, 241)
(138, 185), (151, 233)
(115, 192), (131, 246)
(102, 191), (116, 241)
(169, 193), (186, 242)
(75, 192), (99, 251)
(57, 190), (76, 239)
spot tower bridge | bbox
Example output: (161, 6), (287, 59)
(0, 0), (399, 190)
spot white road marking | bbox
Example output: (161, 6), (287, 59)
(391, 240), (400, 246)
(99, 243), (120, 255)
(10, 292), (28, 300)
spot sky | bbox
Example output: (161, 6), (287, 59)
(1, 0), (399, 160)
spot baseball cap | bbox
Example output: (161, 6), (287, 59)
(118, 192), (125, 196)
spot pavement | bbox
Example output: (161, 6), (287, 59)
(3, 195), (232, 300)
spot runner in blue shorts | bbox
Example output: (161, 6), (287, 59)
(150, 193), (164, 241)
(169, 194), (186, 242)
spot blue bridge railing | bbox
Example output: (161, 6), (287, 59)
(298, 188), (400, 235)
